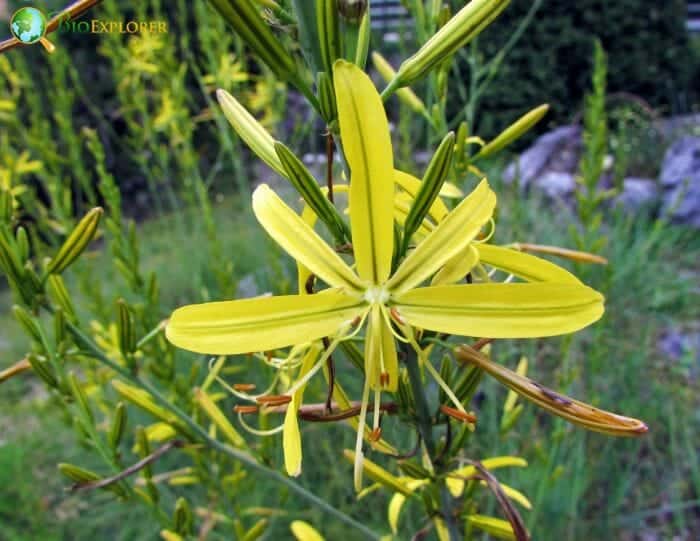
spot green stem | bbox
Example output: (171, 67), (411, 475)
(62, 318), (381, 540)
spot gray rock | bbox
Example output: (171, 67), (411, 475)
(236, 274), (259, 298)
(614, 178), (659, 211)
(503, 126), (581, 189)
(532, 171), (576, 199)
(659, 136), (700, 227)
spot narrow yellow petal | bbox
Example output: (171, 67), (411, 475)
(364, 306), (399, 392)
(343, 449), (412, 496)
(297, 204), (318, 294)
(387, 180), (495, 294)
(166, 292), (364, 355)
(284, 345), (322, 476)
(511, 242), (608, 265)
(434, 517), (450, 541)
(395, 283), (604, 338)
(195, 388), (245, 447)
(388, 492), (406, 534)
(334, 60), (394, 284)
(432, 245), (480, 285)
(492, 482), (532, 510)
(253, 184), (363, 291)
(446, 456), (527, 497)
(467, 515), (516, 541)
(477, 244), (582, 284)
(456, 346), (649, 437)
(290, 520), (325, 541)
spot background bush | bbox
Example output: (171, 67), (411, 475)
(467, 0), (695, 137)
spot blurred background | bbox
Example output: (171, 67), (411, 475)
(0, 1), (699, 539)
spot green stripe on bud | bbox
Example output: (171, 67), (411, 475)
(117, 299), (136, 358)
(317, 0), (341, 75)
(353, 8), (370, 68)
(47, 275), (77, 322)
(26, 353), (58, 388)
(398, 460), (432, 480)
(402, 132), (455, 251)
(12, 305), (43, 345)
(58, 463), (128, 498)
(317, 72), (338, 125)
(109, 402), (127, 450)
(47, 207), (103, 275)
(274, 142), (350, 243)
(54, 308), (67, 347)
(68, 372), (94, 424)
(173, 497), (194, 536)
(384, 0), (511, 95)
(15, 226), (29, 262)
(475, 104), (549, 159)
(0, 189), (13, 223)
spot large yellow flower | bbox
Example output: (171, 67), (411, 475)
(166, 61), (604, 485)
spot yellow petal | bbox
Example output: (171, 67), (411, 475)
(387, 180), (495, 294)
(343, 449), (412, 496)
(364, 306), (398, 392)
(166, 291), (364, 355)
(477, 244), (582, 284)
(434, 517), (450, 541)
(284, 344), (322, 476)
(467, 515), (516, 541)
(439, 182), (464, 198)
(493, 482), (532, 510)
(456, 346), (649, 437)
(195, 388), (245, 447)
(395, 283), (604, 338)
(388, 492), (406, 534)
(297, 204), (318, 294)
(394, 170), (448, 222)
(446, 456), (527, 497)
(253, 184), (363, 291)
(432, 244), (480, 285)
(290, 520), (325, 541)
(334, 60), (394, 284)
(510, 242), (608, 265)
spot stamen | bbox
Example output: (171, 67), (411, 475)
(373, 389), (381, 431)
(473, 217), (496, 244)
(237, 412), (285, 437)
(256, 394), (292, 406)
(379, 305), (411, 344)
(440, 405), (477, 423)
(233, 383), (256, 392)
(389, 307), (406, 325)
(233, 405), (259, 414)
(369, 427), (382, 442)
(380, 372), (390, 388)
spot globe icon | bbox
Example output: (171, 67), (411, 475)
(10, 7), (48, 45)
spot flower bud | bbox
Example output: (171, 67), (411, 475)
(317, 0), (341, 75)
(317, 72), (338, 125)
(68, 372), (94, 423)
(117, 298), (136, 358)
(47, 207), (103, 275)
(13, 304), (43, 345)
(173, 497), (193, 535)
(274, 142), (349, 243)
(15, 226), (29, 262)
(109, 402), (127, 450)
(195, 387), (246, 447)
(58, 463), (128, 498)
(26, 353), (58, 388)
(338, 0), (367, 22)
(216, 89), (286, 178)
(386, 0), (511, 93)
(48, 274), (77, 322)
(475, 104), (549, 159)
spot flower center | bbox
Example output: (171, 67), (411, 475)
(363, 286), (390, 305)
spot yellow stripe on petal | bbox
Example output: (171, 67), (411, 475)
(166, 292), (364, 355)
(284, 344), (322, 476)
(477, 244), (582, 284)
(395, 283), (604, 338)
(387, 180), (496, 294)
(334, 60), (394, 284)
(253, 184), (363, 291)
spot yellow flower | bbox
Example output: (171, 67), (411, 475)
(166, 61), (604, 486)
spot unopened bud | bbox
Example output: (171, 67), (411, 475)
(338, 0), (367, 21)
(47, 207), (102, 275)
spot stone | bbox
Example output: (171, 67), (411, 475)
(614, 178), (659, 211)
(503, 125), (581, 189)
(659, 136), (700, 227)
(532, 171), (576, 199)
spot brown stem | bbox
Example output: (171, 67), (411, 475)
(71, 440), (185, 492)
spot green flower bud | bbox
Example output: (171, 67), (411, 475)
(317, 0), (341, 75)
(47, 207), (103, 275)
(173, 497), (194, 535)
(47, 274), (77, 322)
(68, 371), (94, 424)
(0, 189), (13, 223)
(402, 132), (455, 250)
(385, 0), (511, 94)
(15, 226), (29, 262)
(242, 519), (269, 541)
(338, 0), (367, 22)
(475, 104), (549, 159)
(109, 402), (128, 450)
(13, 304), (43, 345)
(317, 72), (338, 125)
(117, 299), (136, 358)
(26, 353), (58, 388)
(274, 142), (350, 243)
(58, 463), (128, 498)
